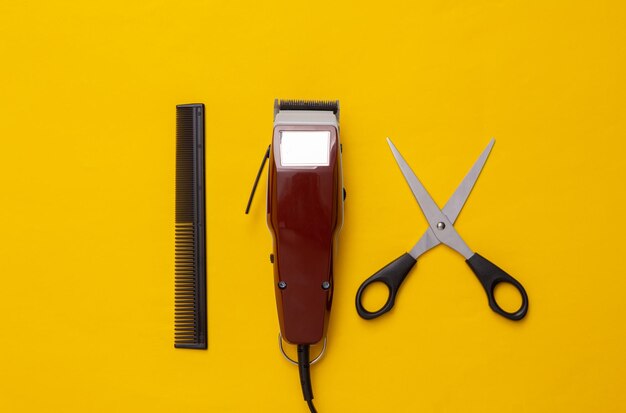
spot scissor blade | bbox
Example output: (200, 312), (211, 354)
(442, 139), (495, 223)
(408, 139), (494, 259)
(388, 138), (474, 259)
(408, 228), (440, 259)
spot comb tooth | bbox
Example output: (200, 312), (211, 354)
(175, 104), (207, 349)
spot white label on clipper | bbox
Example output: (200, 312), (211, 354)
(280, 131), (330, 166)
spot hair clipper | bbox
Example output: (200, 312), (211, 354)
(247, 99), (344, 412)
(268, 99), (343, 346)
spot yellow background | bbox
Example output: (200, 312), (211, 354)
(1, 0), (625, 412)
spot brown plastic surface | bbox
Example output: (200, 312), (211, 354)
(267, 125), (343, 345)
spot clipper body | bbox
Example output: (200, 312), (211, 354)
(267, 100), (343, 345)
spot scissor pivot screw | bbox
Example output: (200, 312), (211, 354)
(437, 222), (446, 230)
(278, 281), (287, 289)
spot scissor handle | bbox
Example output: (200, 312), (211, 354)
(355, 253), (417, 320)
(466, 253), (529, 321)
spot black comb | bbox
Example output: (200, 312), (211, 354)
(175, 103), (207, 349)
(274, 99), (340, 119)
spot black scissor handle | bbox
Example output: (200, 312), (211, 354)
(466, 253), (529, 321)
(355, 253), (417, 319)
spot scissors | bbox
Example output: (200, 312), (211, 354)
(355, 138), (529, 321)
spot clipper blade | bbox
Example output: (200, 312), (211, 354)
(275, 99), (340, 119)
